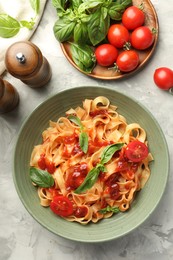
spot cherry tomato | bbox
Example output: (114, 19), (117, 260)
(125, 140), (149, 162)
(50, 196), (73, 217)
(107, 24), (130, 48)
(95, 44), (118, 67)
(122, 6), (145, 30)
(131, 26), (154, 50)
(38, 154), (46, 170)
(116, 50), (139, 72)
(153, 67), (173, 90)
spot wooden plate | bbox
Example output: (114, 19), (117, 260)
(60, 0), (159, 80)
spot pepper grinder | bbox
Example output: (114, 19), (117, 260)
(0, 77), (19, 114)
(5, 41), (52, 88)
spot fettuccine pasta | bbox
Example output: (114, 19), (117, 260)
(30, 96), (153, 224)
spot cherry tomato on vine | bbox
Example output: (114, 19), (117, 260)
(95, 44), (118, 67)
(125, 141), (149, 162)
(153, 67), (173, 90)
(116, 50), (139, 72)
(122, 6), (145, 30)
(107, 24), (130, 48)
(50, 196), (73, 217)
(131, 26), (155, 50)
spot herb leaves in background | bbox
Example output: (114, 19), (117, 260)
(99, 205), (120, 214)
(0, 0), (40, 38)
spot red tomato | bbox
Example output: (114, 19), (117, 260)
(116, 50), (139, 72)
(46, 160), (56, 174)
(50, 196), (73, 217)
(95, 44), (118, 67)
(107, 24), (130, 48)
(125, 140), (149, 162)
(153, 67), (173, 90)
(131, 26), (154, 50)
(122, 6), (145, 30)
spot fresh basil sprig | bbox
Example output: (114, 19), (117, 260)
(0, 0), (40, 38)
(29, 167), (54, 188)
(99, 205), (120, 214)
(68, 115), (88, 153)
(74, 143), (124, 194)
(75, 164), (106, 194)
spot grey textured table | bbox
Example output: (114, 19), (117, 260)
(0, 1), (173, 259)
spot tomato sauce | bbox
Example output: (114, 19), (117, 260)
(66, 162), (88, 191)
(74, 206), (88, 218)
(89, 109), (108, 117)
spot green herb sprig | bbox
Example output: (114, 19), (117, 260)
(0, 0), (40, 38)
(75, 143), (124, 194)
(99, 205), (120, 214)
(68, 115), (88, 154)
(29, 167), (54, 188)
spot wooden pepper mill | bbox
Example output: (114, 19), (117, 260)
(5, 41), (52, 88)
(0, 77), (19, 114)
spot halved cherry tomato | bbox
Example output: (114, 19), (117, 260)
(125, 140), (149, 162)
(95, 44), (118, 67)
(116, 50), (139, 72)
(122, 6), (145, 30)
(153, 67), (173, 90)
(107, 24), (130, 48)
(50, 196), (73, 217)
(131, 26), (154, 50)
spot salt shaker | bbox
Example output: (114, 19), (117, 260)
(0, 77), (19, 114)
(5, 41), (52, 88)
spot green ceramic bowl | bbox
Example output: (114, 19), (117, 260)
(13, 86), (169, 243)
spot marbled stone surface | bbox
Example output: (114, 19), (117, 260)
(0, 1), (173, 259)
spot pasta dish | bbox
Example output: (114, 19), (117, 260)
(29, 96), (153, 224)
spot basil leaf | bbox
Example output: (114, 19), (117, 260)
(74, 22), (89, 44)
(100, 143), (124, 165)
(52, 0), (67, 16)
(0, 14), (21, 38)
(70, 42), (96, 73)
(99, 206), (120, 214)
(72, 0), (83, 9)
(87, 7), (110, 46)
(79, 132), (88, 154)
(74, 167), (100, 194)
(68, 115), (83, 129)
(29, 167), (54, 188)
(109, 0), (132, 20)
(20, 19), (35, 30)
(30, 0), (40, 14)
(53, 18), (76, 42)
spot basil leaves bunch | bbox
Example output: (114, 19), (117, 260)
(52, 0), (132, 73)
(68, 115), (88, 154)
(52, 0), (132, 45)
(0, 0), (40, 38)
(75, 143), (124, 194)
